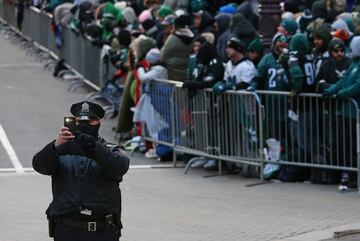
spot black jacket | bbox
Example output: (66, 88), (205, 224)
(32, 136), (129, 223)
(183, 43), (224, 91)
(316, 57), (351, 92)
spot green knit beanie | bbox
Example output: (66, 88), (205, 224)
(157, 5), (173, 18)
(280, 18), (298, 35)
(247, 38), (264, 54)
(289, 33), (309, 53)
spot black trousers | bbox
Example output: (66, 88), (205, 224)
(54, 224), (120, 241)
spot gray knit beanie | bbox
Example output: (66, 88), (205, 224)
(145, 48), (161, 64)
(350, 36), (360, 58)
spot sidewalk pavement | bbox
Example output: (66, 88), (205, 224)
(1, 164), (360, 241)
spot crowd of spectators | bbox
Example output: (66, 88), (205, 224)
(25, 0), (360, 191)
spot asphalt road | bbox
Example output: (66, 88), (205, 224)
(1, 28), (360, 241)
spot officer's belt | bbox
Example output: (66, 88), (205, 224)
(57, 217), (107, 232)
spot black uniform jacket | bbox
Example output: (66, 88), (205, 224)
(32, 137), (129, 220)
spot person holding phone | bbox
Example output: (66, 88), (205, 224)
(32, 101), (129, 241)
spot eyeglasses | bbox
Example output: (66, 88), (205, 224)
(332, 49), (345, 53)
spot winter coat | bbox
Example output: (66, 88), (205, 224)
(316, 57), (351, 92)
(161, 28), (194, 81)
(184, 58), (224, 89)
(138, 65), (168, 93)
(54, 3), (74, 26)
(230, 13), (258, 48)
(237, 1), (258, 29)
(33, 138), (129, 224)
(215, 13), (231, 63)
(324, 58), (360, 118)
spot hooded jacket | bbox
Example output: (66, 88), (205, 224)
(237, 1), (258, 29)
(230, 13), (258, 47)
(288, 33), (316, 93)
(215, 13), (231, 62)
(196, 10), (215, 35)
(161, 28), (195, 81)
(313, 24), (332, 77)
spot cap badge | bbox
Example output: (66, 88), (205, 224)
(81, 102), (90, 113)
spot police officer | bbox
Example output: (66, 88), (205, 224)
(33, 101), (129, 241)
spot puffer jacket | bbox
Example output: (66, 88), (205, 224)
(160, 28), (194, 81)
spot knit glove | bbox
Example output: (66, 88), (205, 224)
(76, 134), (97, 152)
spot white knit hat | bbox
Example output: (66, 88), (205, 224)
(115, 1), (127, 10)
(350, 36), (360, 58)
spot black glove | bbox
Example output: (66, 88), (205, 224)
(182, 81), (190, 89)
(322, 89), (334, 98)
(76, 134), (97, 151)
(55, 140), (87, 156)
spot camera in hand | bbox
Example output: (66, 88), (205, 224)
(64, 117), (80, 136)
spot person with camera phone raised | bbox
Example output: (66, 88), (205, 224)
(33, 101), (129, 241)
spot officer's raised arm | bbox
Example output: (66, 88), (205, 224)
(32, 140), (59, 176)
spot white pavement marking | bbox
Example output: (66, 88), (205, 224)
(129, 164), (176, 169)
(0, 167), (33, 172)
(0, 165), (179, 174)
(0, 124), (24, 173)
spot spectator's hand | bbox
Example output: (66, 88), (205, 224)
(246, 84), (256, 92)
(336, 90), (347, 99)
(317, 80), (331, 93)
(213, 82), (227, 94)
(289, 90), (297, 98)
(182, 81), (194, 89)
(322, 89), (334, 98)
(76, 133), (97, 151)
(55, 127), (75, 147)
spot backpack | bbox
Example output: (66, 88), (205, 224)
(278, 149), (310, 182)
(310, 145), (340, 184)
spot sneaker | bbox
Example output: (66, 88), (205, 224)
(190, 160), (207, 168)
(145, 149), (158, 159)
(204, 160), (218, 170)
(340, 172), (350, 185)
(338, 184), (351, 193)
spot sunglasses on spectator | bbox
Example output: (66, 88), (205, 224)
(333, 49), (345, 53)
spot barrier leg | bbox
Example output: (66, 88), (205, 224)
(184, 157), (206, 174)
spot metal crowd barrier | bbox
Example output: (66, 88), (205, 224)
(141, 79), (265, 176)
(2, 6), (103, 89)
(256, 91), (360, 187)
(141, 80), (360, 188)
